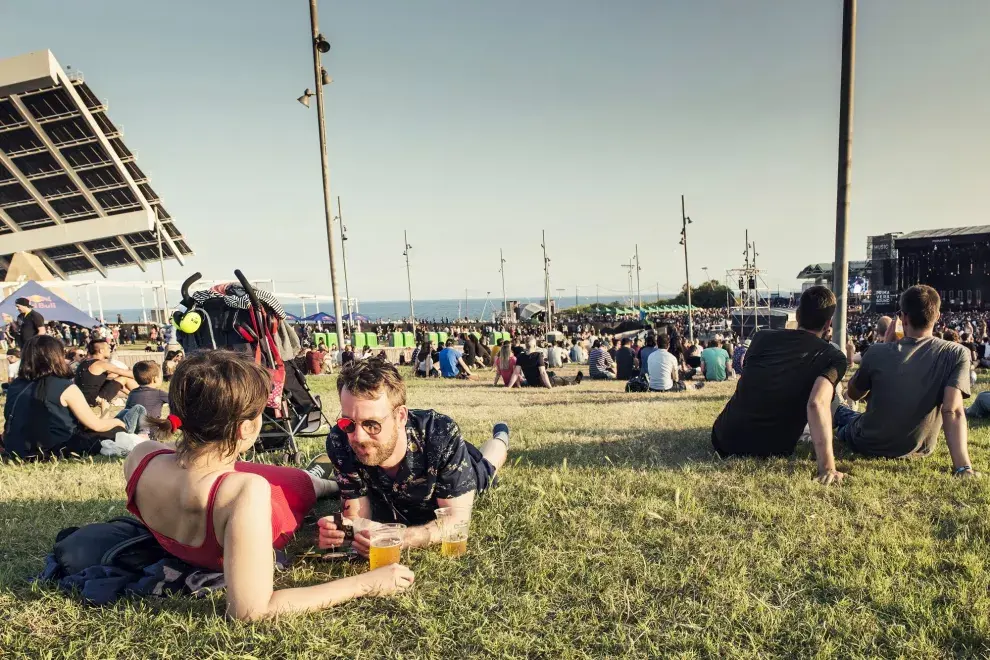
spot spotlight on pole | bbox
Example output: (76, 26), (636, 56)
(321, 68), (332, 86)
(315, 34), (331, 53)
(297, 88), (314, 107)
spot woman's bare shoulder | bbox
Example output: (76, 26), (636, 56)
(123, 440), (175, 480)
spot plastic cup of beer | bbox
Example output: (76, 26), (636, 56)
(435, 507), (471, 558)
(368, 523), (405, 570)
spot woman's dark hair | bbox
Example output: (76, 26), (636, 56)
(149, 350), (271, 465)
(19, 335), (73, 381)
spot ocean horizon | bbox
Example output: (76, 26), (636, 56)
(95, 294), (679, 323)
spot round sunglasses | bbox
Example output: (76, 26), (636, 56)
(336, 405), (401, 436)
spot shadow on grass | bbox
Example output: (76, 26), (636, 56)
(515, 426), (715, 469)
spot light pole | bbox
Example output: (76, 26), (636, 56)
(336, 195), (352, 332)
(403, 230), (414, 325)
(634, 244), (642, 309)
(541, 230), (552, 333)
(298, 0), (346, 350)
(680, 195), (694, 342)
(702, 266), (710, 283)
(499, 249), (507, 321)
(832, 0), (857, 351)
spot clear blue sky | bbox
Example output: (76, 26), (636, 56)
(2, 0), (989, 306)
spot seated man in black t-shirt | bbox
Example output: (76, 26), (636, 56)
(516, 337), (583, 388)
(315, 357), (510, 555)
(711, 286), (849, 485)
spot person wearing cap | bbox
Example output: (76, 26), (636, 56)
(14, 297), (46, 348)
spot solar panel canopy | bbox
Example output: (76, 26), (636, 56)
(0, 50), (192, 280)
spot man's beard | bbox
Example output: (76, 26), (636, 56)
(352, 421), (399, 467)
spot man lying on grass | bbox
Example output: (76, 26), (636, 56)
(314, 357), (509, 554)
(124, 351), (413, 621)
(835, 285), (979, 477)
(711, 286), (850, 484)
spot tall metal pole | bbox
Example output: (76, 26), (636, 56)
(681, 195), (694, 342)
(542, 230), (552, 333)
(634, 244), (642, 309)
(832, 0), (857, 350)
(307, 0), (346, 350)
(337, 195), (352, 332)
(403, 230), (414, 324)
(499, 248), (507, 320)
(575, 286), (579, 308)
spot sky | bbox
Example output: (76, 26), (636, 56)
(2, 0), (989, 307)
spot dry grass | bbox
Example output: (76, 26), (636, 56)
(2, 365), (990, 658)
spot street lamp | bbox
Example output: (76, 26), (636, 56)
(680, 195), (694, 342)
(297, 0), (346, 351)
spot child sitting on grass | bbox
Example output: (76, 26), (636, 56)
(125, 361), (170, 436)
(123, 350), (413, 621)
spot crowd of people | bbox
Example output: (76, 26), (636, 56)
(4, 284), (988, 622)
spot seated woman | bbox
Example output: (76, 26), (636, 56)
(3, 335), (145, 460)
(415, 341), (439, 378)
(492, 340), (521, 387)
(124, 350), (413, 621)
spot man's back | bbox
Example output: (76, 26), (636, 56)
(615, 347), (636, 379)
(570, 344), (584, 364)
(588, 348), (610, 375)
(647, 349), (677, 391)
(638, 346), (657, 374)
(847, 336), (970, 457)
(712, 330), (846, 456)
(437, 347), (459, 377)
(701, 347), (729, 381)
(518, 351), (546, 386)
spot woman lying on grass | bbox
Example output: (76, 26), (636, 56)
(124, 350), (414, 621)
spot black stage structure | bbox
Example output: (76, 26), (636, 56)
(895, 226), (990, 313)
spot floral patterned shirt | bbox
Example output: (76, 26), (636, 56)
(325, 409), (478, 524)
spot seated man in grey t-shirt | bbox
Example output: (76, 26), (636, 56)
(834, 285), (978, 477)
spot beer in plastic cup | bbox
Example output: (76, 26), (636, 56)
(368, 523), (405, 570)
(435, 507), (471, 558)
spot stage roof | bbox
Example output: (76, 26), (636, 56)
(896, 226), (990, 246)
(796, 261), (869, 280)
(0, 50), (192, 280)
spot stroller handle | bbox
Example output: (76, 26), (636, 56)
(233, 270), (262, 311)
(180, 272), (202, 307)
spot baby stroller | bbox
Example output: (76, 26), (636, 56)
(173, 270), (329, 465)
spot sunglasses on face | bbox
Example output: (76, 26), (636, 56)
(336, 405), (401, 436)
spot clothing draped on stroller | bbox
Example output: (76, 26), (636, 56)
(173, 271), (326, 464)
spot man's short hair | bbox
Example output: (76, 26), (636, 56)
(707, 339), (719, 348)
(657, 334), (670, 350)
(592, 339), (602, 348)
(645, 335), (656, 347)
(900, 285), (940, 330)
(621, 338), (630, 347)
(87, 338), (108, 356)
(337, 356), (407, 407)
(796, 286), (837, 332)
(133, 360), (161, 386)
(445, 339), (455, 347)
(15, 297), (31, 308)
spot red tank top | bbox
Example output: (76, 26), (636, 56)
(126, 449), (228, 572)
(126, 449), (317, 572)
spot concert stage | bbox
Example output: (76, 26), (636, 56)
(895, 226), (990, 311)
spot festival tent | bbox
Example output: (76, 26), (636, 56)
(342, 313), (369, 322)
(284, 312), (301, 322)
(302, 312), (336, 323)
(0, 280), (97, 327)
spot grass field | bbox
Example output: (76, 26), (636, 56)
(3, 366), (990, 658)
